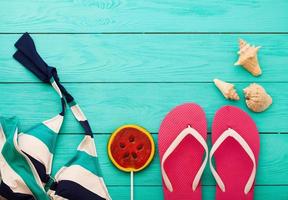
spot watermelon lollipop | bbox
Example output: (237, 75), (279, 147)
(108, 125), (155, 200)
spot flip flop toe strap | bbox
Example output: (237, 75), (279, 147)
(161, 125), (208, 192)
(209, 128), (256, 194)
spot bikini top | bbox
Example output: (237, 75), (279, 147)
(0, 33), (111, 200)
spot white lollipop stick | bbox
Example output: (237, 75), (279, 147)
(131, 171), (134, 200)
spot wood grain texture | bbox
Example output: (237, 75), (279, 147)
(51, 134), (288, 186)
(0, 1), (287, 198)
(0, 0), (287, 32)
(107, 186), (288, 200)
(0, 34), (287, 82)
(0, 83), (286, 133)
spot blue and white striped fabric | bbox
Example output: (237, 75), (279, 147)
(0, 33), (111, 200)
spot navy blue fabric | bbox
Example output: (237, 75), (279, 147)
(50, 69), (74, 104)
(80, 120), (93, 136)
(13, 32), (74, 104)
(14, 32), (54, 83)
(13, 50), (50, 82)
(60, 98), (66, 116)
(13, 33), (93, 137)
(24, 152), (50, 184)
(51, 180), (105, 200)
(0, 181), (35, 200)
(12, 33), (99, 197)
(14, 32), (95, 133)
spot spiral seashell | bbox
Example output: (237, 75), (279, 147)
(234, 39), (262, 76)
(243, 83), (272, 112)
(213, 79), (240, 100)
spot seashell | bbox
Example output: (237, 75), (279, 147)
(213, 79), (240, 100)
(243, 83), (272, 112)
(234, 39), (262, 76)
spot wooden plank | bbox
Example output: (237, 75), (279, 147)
(0, 34), (288, 82)
(0, 83), (286, 133)
(107, 186), (288, 200)
(0, 1), (287, 32)
(51, 134), (288, 186)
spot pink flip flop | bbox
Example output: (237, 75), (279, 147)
(210, 106), (260, 200)
(158, 103), (208, 200)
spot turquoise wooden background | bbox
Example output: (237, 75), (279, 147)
(0, 0), (288, 199)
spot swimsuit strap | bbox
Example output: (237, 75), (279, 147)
(13, 32), (92, 136)
(12, 33), (110, 199)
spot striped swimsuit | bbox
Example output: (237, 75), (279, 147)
(0, 33), (111, 200)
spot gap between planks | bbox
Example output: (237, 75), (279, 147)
(105, 183), (288, 187)
(61, 132), (288, 135)
(1, 81), (288, 84)
(0, 32), (288, 35)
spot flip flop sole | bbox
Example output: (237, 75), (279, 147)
(212, 106), (260, 200)
(158, 103), (207, 200)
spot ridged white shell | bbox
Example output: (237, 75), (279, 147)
(234, 39), (262, 76)
(243, 83), (272, 112)
(214, 79), (240, 100)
